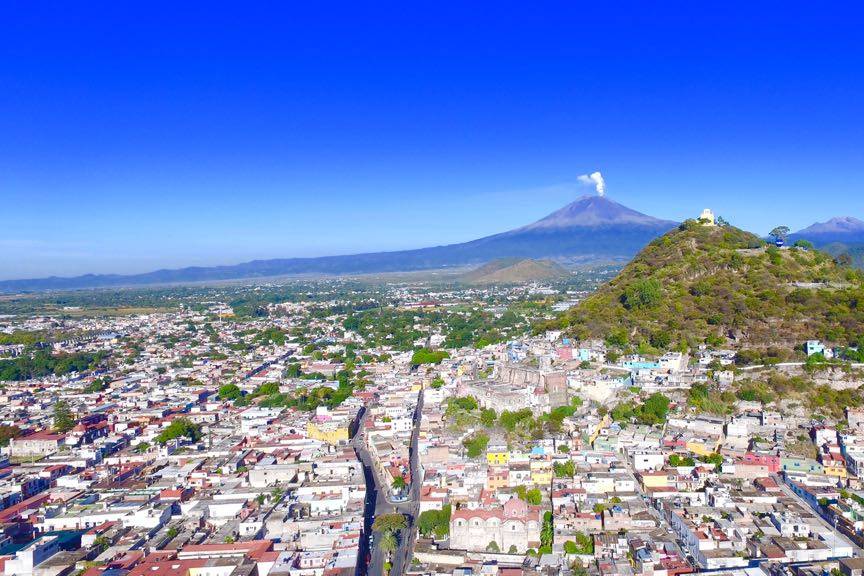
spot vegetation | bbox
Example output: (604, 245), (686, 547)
(156, 417), (202, 444)
(557, 222), (864, 350)
(411, 348), (449, 365)
(0, 425), (22, 447)
(53, 400), (76, 432)
(0, 350), (106, 381)
(563, 532), (594, 555)
(463, 432), (489, 458)
(610, 393), (670, 426)
(669, 454), (695, 467)
(553, 460), (576, 478)
(217, 383), (242, 401)
(417, 505), (451, 539)
(539, 510), (554, 554)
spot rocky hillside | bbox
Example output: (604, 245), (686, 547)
(559, 220), (864, 351)
(460, 258), (568, 284)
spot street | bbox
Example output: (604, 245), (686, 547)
(352, 390), (424, 576)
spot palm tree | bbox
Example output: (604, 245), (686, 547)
(379, 530), (398, 553)
(391, 475), (407, 492)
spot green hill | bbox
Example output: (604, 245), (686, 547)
(558, 220), (864, 352)
(460, 258), (569, 285)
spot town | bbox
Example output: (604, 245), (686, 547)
(1, 268), (863, 576)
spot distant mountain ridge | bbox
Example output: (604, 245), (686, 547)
(790, 216), (864, 270)
(0, 195), (677, 292)
(790, 216), (864, 246)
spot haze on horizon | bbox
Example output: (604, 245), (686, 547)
(2, 3), (863, 280)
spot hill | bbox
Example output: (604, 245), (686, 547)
(459, 258), (569, 284)
(0, 195), (675, 292)
(557, 220), (864, 351)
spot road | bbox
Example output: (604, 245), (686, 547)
(241, 350), (295, 381)
(775, 474), (863, 557)
(352, 390), (424, 576)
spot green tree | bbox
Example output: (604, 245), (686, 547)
(218, 383), (242, 401)
(53, 400), (76, 433)
(769, 225), (790, 244)
(540, 510), (554, 550)
(525, 488), (543, 505)
(411, 348), (449, 365)
(486, 540), (500, 552)
(554, 460), (576, 478)
(379, 530), (398, 553)
(156, 417), (202, 444)
(480, 408), (497, 428)
(622, 279), (662, 310)
(0, 425), (22, 447)
(93, 535), (110, 552)
(391, 475), (407, 492)
(373, 513), (407, 534)
(463, 432), (489, 458)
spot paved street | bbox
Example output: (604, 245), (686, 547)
(352, 391), (424, 576)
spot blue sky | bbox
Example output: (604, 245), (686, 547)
(1, 2), (863, 279)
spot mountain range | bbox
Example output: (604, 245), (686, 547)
(790, 216), (864, 246)
(0, 195), (676, 292)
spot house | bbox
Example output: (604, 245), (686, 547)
(9, 431), (66, 458)
(805, 340), (833, 359)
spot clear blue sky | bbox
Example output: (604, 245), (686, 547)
(2, 2), (863, 279)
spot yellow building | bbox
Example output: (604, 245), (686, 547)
(685, 438), (719, 457)
(822, 456), (848, 479)
(639, 471), (670, 489)
(487, 450), (510, 467)
(530, 460), (553, 486)
(307, 421), (349, 445)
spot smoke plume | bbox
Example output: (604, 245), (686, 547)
(578, 171), (606, 197)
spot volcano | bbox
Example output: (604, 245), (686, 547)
(0, 195), (677, 291)
(790, 216), (864, 246)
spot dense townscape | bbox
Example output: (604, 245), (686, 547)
(0, 211), (864, 576)
(3, 215), (864, 576)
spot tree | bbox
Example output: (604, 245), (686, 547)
(480, 408), (497, 428)
(700, 452), (724, 467)
(769, 226), (790, 244)
(486, 540), (500, 552)
(669, 454), (695, 467)
(554, 460), (576, 478)
(53, 400), (76, 433)
(0, 425), (22, 447)
(93, 535), (110, 552)
(156, 417), (202, 444)
(525, 488), (543, 505)
(622, 279), (662, 310)
(379, 530), (398, 553)
(373, 513), (407, 534)
(391, 475), (407, 492)
(411, 348), (449, 365)
(463, 432), (489, 458)
(84, 378), (107, 393)
(218, 383), (242, 401)
(418, 505), (451, 539)
(540, 511), (554, 550)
